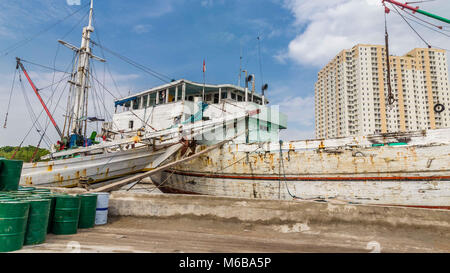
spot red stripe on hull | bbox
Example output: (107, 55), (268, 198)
(154, 183), (450, 210)
(168, 170), (450, 182)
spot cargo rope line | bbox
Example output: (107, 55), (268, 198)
(278, 140), (301, 200)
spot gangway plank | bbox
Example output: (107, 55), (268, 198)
(91, 137), (234, 193)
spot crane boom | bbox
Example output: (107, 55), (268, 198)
(16, 58), (63, 139)
(383, 0), (450, 24)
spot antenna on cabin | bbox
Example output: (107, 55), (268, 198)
(238, 45), (243, 87)
(261, 83), (268, 106)
(243, 70), (249, 102)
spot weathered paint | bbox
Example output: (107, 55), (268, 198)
(20, 147), (167, 188)
(151, 128), (450, 208)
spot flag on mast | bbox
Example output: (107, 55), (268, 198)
(202, 59), (206, 101)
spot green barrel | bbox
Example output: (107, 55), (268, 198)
(18, 187), (35, 192)
(23, 199), (51, 245)
(46, 194), (65, 234)
(32, 189), (52, 194)
(0, 159), (24, 191)
(52, 195), (81, 235)
(9, 192), (32, 199)
(78, 194), (98, 229)
(0, 201), (30, 252)
(0, 198), (16, 202)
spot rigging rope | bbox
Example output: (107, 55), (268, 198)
(395, 8), (450, 39)
(18, 74), (52, 147)
(0, 2), (90, 57)
(389, 3), (432, 48)
(91, 40), (174, 83)
(3, 69), (17, 128)
(278, 140), (300, 200)
(92, 14), (124, 98)
(19, 59), (71, 74)
(257, 36), (264, 89)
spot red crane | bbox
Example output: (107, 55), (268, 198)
(16, 57), (63, 139)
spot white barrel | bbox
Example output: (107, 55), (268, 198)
(94, 192), (109, 225)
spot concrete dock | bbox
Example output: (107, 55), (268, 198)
(16, 189), (450, 253)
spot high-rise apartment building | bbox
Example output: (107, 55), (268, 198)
(315, 44), (450, 139)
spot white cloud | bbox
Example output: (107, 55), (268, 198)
(280, 0), (450, 67)
(133, 24), (152, 34)
(201, 0), (225, 8)
(269, 90), (315, 140)
(276, 95), (315, 127)
(280, 128), (315, 141)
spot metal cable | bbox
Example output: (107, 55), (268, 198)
(0, 3), (90, 56)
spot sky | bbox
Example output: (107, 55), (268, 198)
(0, 0), (450, 148)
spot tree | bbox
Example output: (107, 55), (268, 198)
(0, 146), (50, 162)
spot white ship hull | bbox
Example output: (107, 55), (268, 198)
(20, 146), (165, 187)
(151, 129), (450, 209)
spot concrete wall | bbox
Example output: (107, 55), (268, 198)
(107, 192), (450, 229)
(46, 188), (450, 230)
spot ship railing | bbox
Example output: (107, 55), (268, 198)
(43, 108), (257, 160)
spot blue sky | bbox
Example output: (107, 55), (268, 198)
(1, 0), (449, 147)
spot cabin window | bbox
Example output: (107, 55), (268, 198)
(177, 88), (183, 101)
(124, 101), (131, 111)
(237, 95), (243, 102)
(132, 98), (140, 110)
(221, 92), (227, 99)
(149, 93), (156, 106)
(142, 95), (148, 108)
(206, 94), (212, 102)
(231, 93), (236, 100)
(129, 120), (134, 129)
(169, 89), (176, 102)
(158, 91), (165, 104)
(188, 96), (194, 101)
(214, 94), (219, 104)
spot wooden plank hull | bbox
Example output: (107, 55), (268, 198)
(151, 138), (450, 209)
(20, 147), (165, 187)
